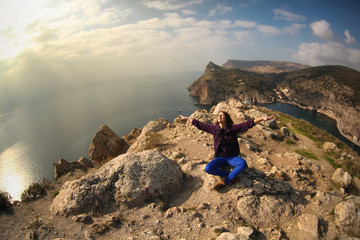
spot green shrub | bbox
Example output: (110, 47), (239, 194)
(0, 191), (12, 210)
(21, 178), (52, 202)
(286, 139), (296, 145)
(52, 191), (59, 198)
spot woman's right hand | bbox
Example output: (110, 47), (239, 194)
(179, 115), (192, 123)
(179, 115), (188, 121)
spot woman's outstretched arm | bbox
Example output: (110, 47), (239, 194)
(179, 115), (193, 123)
(254, 115), (274, 125)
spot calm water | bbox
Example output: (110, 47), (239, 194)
(2, 75), (359, 201)
(261, 103), (360, 155)
(0, 71), (203, 200)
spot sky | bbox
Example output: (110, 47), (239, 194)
(1, 0), (360, 97)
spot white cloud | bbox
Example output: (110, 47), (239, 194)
(273, 9), (306, 22)
(310, 20), (333, 41)
(209, 3), (233, 16)
(234, 20), (257, 28)
(234, 31), (253, 44)
(344, 29), (356, 44)
(283, 23), (306, 35)
(293, 42), (360, 70)
(1, 9), (247, 85)
(182, 9), (196, 15)
(257, 25), (281, 35)
(142, 0), (202, 10)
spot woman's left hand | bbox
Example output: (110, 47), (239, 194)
(263, 115), (274, 121)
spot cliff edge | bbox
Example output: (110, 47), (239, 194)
(1, 99), (360, 239)
(188, 61), (360, 146)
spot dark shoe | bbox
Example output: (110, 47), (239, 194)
(213, 177), (226, 191)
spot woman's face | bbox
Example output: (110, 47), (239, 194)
(217, 112), (226, 125)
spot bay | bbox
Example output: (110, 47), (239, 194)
(0, 71), (203, 200)
(261, 102), (360, 155)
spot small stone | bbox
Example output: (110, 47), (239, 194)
(197, 203), (210, 210)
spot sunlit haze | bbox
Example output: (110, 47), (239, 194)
(1, 0), (359, 84)
(1, 0), (360, 200)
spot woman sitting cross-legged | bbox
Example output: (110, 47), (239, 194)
(179, 111), (274, 190)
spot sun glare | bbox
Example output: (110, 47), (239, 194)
(0, 142), (35, 201)
(0, 0), (49, 59)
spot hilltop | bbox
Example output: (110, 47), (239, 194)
(222, 60), (310, 73)
(1, 99), (359, 240)
(188, 61), (360, 146)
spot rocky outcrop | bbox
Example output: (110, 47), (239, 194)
(128, 118), (173, 152)
(334, 196), (360, 236)
(88, 124), (128, 162)
(53, 157), (93, 180)
(4, 99), (360, 240)
(232, 168), (298, 227)
(122, 127), (142, 145)
(51, 150), (183, 216)
(188, 61), (360, 145)
(188, 62), (276, 105)
(278, 66), (360, 145)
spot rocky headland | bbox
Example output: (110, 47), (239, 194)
(188, 61), (360, 147)
(1, 99), (360, 240)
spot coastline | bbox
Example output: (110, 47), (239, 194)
(276, 100), (360, 148)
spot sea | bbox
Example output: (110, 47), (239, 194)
(260, 103), (360, 155)
(0, 71), (204, 200)
(1, 72), (359, 201)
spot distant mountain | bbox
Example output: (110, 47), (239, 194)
(222, 59), (310, 73)
(188, 61), (360, 144)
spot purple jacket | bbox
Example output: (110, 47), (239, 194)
(192, 118), (255, 157)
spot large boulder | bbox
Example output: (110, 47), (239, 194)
(323, 141), (338, 152)
(88, 125), (128, 162)
(297, 214), (319, 239)
(51, 150), (183, 216)
(237, 194), (296, 227)
(128, 118), (171, 152)
(334, 196), (360, 236)
(212, 101), (246, 121)
(331, 168), (352, 188)
(216, 168), (300, 227)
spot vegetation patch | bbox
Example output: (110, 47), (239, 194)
(285, 139), (296, 145)
(295, 149), (318, 160)
(145, 132), (164, 150)
(0, 191), (12, 210)
(324, 154), (341, 169)
(28, 217), (43, 231)
(21, 178), (52, 202)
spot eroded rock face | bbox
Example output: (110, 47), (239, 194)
(128, 118), (172, 153)
(51, 150), (183, 216)
(233, 169), (298, 227)
(88, 125), (128, 162)
(53, 157), (93, 180)
(237, 194), (296, 227)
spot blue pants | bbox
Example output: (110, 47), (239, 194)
(204, 156), (248, 185)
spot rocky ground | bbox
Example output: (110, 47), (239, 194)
(1, 99), (360, 240)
